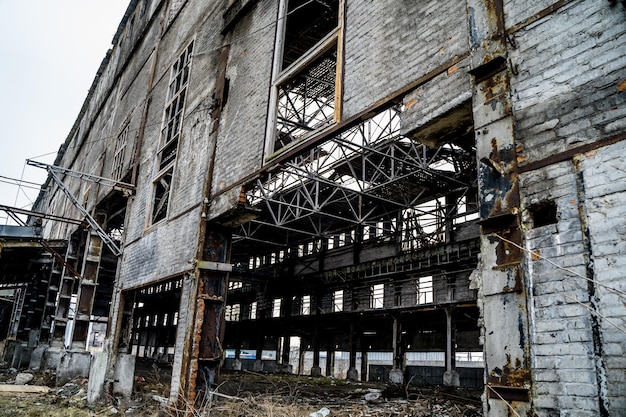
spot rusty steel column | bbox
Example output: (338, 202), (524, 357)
(466, 0), (531, 414)
(186, 226), (231, 403)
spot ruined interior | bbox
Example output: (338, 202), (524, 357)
(0, 0), (625, 416)
(223, 102), (483, 387)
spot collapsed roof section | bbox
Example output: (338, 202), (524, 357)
(232, 104), (477, 265)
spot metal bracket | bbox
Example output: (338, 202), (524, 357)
(46, 169), (122, 257)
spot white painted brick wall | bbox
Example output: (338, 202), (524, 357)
(342, 0), (468, 119)
(520, 160), (602, 415)
(578, 140), (626, 413)
(510, 0), (626, 166)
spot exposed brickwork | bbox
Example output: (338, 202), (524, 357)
(510, 0), (626, 166)
(577, 140), (626, 413)
(211, 0), (276, 198)
(342, 0), (468, 119)
(520, 161), (601, 415)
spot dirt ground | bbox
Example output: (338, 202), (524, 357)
(0, 368), (483, 417)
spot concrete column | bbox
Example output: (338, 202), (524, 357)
(325, 336), (334, 377)
(360, 349), (368, 382)
(389, 317), (404, 384)
(347, 323), (358, 381)
(443, 307), (460, 386)
(466, 1), (531, 414)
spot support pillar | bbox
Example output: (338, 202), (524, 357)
(360, 349), (368, 382)
(325, 336), (334, 378)
(466, 0), (531, 414)
(185, 227), (230, 403)
(346, 323), (358, 381)
(443, 307), (460, 386)
(389, 317), (404, 384)
(253, 343), (263, 372)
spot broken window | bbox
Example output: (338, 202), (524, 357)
(301, 295), (310, 315)
(112, 123), (129, 181)
(333, 289), (343, 312)
(267, 0), (343, 156)
(151, 41), (193, 224)
(272, 298), (282, 318)
(370, 283), (384, 309)
(152, 168), (173, 224)
(417, 276), (433, 304)
(159, 41), (193, 171)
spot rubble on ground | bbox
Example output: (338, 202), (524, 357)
(0, 366), (483, 417)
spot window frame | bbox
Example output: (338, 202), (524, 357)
(416, 276), (434, 305)
(149, 40), (194, 226)
(264, 0), (345, 160)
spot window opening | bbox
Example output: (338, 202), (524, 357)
(152, 169), (173, 224)
(151, 41), (193, 224)
(225, 304), (240, 321)
(333, 289), (343, 312)
(530, 201), (557, 228)
(250, 301), (258, 320)
(370, 283), (384, 309)
(417, 276), (433, 304)
(301, 295), (310, 315)
(112, 123), (129, 181)
(268, 0), (342, 156)
(272, 298), (282, 318)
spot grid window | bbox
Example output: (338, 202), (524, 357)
(225, 304), (240, 322)
(301, 295), (310, 315)
(370, 283), (384, 309)
(112, 124), (129, 181)
(151, 41), (193, 224)
(333, 289), (343, 312)
(272, 298), (282, 318)
(250, 301), (257, 320)
(417, 276), (433, 304)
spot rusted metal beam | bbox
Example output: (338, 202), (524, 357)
(210, 52), (471, 202)
(506, 0), (575, 36)
(0, 204), (83, 226)
(518, 131), (626, 174)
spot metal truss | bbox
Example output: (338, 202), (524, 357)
(233, 106), (477, 253)
(275, 50), (337, 151)
(27, 160), (128, 256)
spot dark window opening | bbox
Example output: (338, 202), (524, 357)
(282, 0), (339, 69)
(152, 170), (173, 224)
(530, 201), (557, 228)
(275, 48), (337, 151)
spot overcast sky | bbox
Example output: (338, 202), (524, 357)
(0, 0), (129, 224)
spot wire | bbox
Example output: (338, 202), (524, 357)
(492, 233), (626, 337)
(487, 386), (522, 417)
(25, 1), (320, 164)
(494, 233), (626, 300)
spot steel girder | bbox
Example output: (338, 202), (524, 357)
(233, 106), (477, 253)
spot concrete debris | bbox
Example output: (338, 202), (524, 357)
(14, 372), (34, 385)
(309, 407), (331, 417)
(364, 390), (382, 401)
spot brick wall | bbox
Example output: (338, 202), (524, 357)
(514, 2), (626, 414)
(211, 0), (277, 198)
(521, 161), (601, 415)
(510, 0), (626, 166)
(342, 0), (468, 119)
(577, 140), (626, 413)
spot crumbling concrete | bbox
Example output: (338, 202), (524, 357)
(57, 351), (91, 386)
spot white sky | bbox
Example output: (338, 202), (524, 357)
(0, 0), (129, 224)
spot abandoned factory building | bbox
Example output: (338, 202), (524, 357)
(0, 0), (625, 415)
